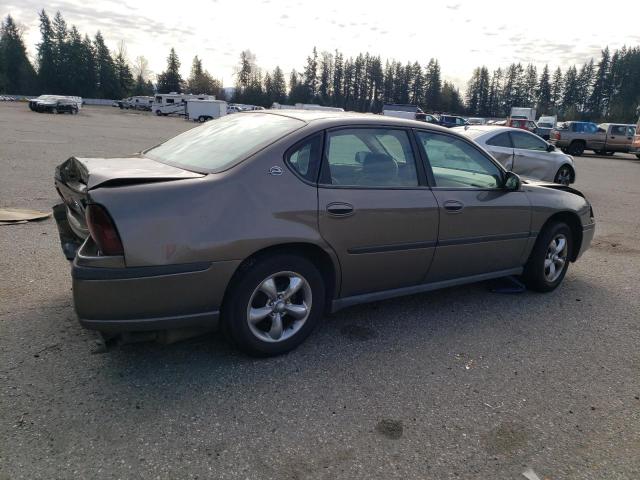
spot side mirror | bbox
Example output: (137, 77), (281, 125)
(504, 171), (521, 191)
(546, 144), (555, 152)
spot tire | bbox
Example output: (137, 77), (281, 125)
(222, 254), (325, 356)
(553, 164), (574, 185)
(155, 110), (162, 116)
(568, 141), (585, 156)
(522, 222), (573, 292)
(198, 115), (206, 123)
(636, 154), (640, 160)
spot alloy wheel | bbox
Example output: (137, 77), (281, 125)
(246, 271), (312, 343)
(544, 234), (568, 282)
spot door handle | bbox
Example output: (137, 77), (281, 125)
(326, 202), (354, 217)
(443, 200), (464, 212)
(610, 136), (616, 139)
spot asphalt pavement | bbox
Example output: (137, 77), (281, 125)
(1, 103), (639, 479)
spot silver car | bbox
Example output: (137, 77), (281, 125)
(454, 126), (576, 185)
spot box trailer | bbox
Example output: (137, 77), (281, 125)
(186, 99), (228, 122)
(152, 93), (216, 116)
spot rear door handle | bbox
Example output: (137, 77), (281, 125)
(327, 202), (354, 217)
(443, 200), (464, 212)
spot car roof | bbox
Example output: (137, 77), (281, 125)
(249, 109), (453, 132)
(452, 125), (539, 140)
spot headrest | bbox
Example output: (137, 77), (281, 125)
(361, 152), (398, 177)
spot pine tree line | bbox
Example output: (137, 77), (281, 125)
(465, 46), (640, 122)
(233, 47), (465, 114)
(1, 10), (639, 122)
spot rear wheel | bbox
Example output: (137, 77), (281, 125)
(222, 254), (325, 356)
(553, 165), (574, 185)
(523, 222), (572, 292)
(568, 141), (585, 156)
(155, 110), (162, 116)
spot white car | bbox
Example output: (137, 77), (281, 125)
(454, 126), (576, 185)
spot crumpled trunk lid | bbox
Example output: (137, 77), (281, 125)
(53, 155), (204, 259)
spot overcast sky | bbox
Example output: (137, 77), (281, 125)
(4, 0), (640, 89)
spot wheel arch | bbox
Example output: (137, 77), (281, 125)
(221, 242), (340, 314)
(556, 163), (576, 182)
(537, 211), (582, 262)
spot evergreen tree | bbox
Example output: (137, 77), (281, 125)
(303, 47), (318, 102)
(318, 51), (332, 104)
(0, 15), (37, 94)
(410, 61), (423, 106)
(80, 34), (97, 98)
(424, 59), (442, 111)
(187, 55), (220, 95)
(465, 66), (490, 115)
(561, 65), (580, 117)
(156, 47), (183, 93)
(588, 48), (610, 119)
(332, 51), (344, 107)
(536, 65), (552, 115)
(93, 31), (119, 98)
(550, 67), (563, 113)
(268, 66), (287, 104)
(114, 42), (134, 98)
(523, 64), (538, 107)
(51, 11), (69, 92)
(288, 68), (307, 104)
(36, 10), (56, 92)
(441, 80), (464, 113)
(487, 68), (503, 117)
(576, 59), (595, 116)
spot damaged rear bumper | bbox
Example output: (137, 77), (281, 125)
(71, 256), (240, 333)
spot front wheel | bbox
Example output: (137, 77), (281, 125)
(554, 165), (574, 185)
(155, 110), (162, 116)
(568, 141), (585, 156)
(222, 254), (325, 356)
(522, 222), (572, 292)
(636, 154), (640, 160)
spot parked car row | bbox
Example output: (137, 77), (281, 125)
(0, 95), (16, 101)
(28, 95), (82, 114)
(53, 110), (595, 356)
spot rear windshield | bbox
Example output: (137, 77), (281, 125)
(145, 113), (304, 172)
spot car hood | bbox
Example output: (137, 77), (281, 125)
(522, 178), (585, 198)
(55, 155), (204, 191)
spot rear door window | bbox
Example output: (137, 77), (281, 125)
(486, 132), (513, 148)
(322, 128), (419, 187)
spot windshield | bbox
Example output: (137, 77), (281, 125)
(145, 113), (304, 172)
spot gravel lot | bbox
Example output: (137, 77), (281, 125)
(1, 103), (639, 479)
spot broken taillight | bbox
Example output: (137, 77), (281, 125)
(85, 204), (124, 256)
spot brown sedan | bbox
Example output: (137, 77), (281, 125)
(54, 111), (595, 356)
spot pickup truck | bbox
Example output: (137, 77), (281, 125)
(549, 121), (637, 156)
